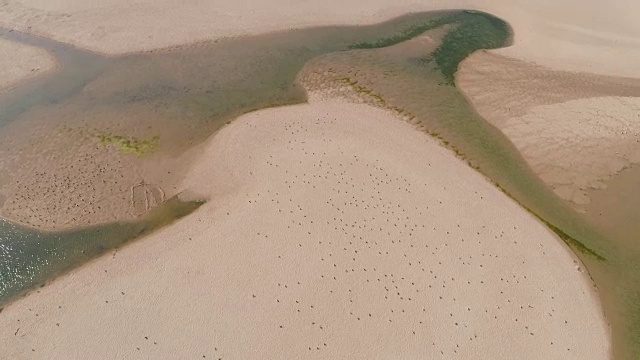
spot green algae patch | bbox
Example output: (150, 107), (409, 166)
(336, 77), (387, 105)
(98, 133), (160, 156)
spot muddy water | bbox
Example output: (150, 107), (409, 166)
(1, 11), (457, 148)
(0, 28), (109, 127)
(582, 163), (640, 359)
(0, 9), (638, 359)
(0, 11), (461, 230)
(585, 164), (640, 253)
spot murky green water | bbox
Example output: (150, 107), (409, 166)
(2, 12), (460, 150)
(0, 10), (638, 359)
(0, 28), (109, 127)
(0, 198), (202, 306)
(299, 14), (640, 359)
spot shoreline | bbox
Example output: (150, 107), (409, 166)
(0, 195), (204, 308)
(456, 51), (640, 208)
(0, 10), (492, 232)
(1, 1), (639, 77)
(0, 37), (59, 92)
(0, 96), (612, 359)
(0, 3), (637, 357)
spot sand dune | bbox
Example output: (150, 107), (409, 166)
(0, 97), (610, 359)
(0, 38), (55, 91)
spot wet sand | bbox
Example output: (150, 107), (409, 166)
(0, 97), (610, 359)
(0, 12), (462, 231)
(0, 102), (193, 229)
(0, 197), (202, 306)
(583, 164), (640, 252)
(0, 3), (637, 359)
(457, 52), (640, 207)
(1, 0), (639, 78)
(0, 37), (56, 91)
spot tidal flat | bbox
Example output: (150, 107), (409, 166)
(0, 9), (638, 359)
(0, 197), (202, 306)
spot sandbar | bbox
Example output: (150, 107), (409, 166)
(0, 96), (610, 359)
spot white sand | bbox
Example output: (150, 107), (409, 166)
(0, 38), (56, 91)
(0, 97), (610, 359)
(0, 0), (639, 77)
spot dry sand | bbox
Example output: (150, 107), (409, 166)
(0, 38), (56, 91)
(0, 97), (610, 359)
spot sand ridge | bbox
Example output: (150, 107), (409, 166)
(0, 97), (610, 359)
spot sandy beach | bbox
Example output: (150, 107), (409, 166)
(0, 97), (610, 359)
(0, 38), (56, 91)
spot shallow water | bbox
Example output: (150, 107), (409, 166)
(0, 10), (461, 305)
(301, 17), (640, 359)
(0, 27), (109, 128)
(0, 10), (639, 359)
(585, 164), (640, 253)
(0, 197), (202, 305)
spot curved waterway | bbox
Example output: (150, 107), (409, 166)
(0, 10), (638, 359)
